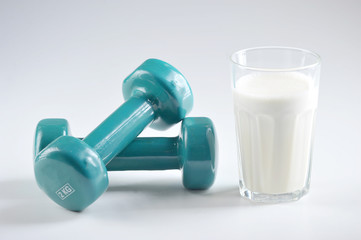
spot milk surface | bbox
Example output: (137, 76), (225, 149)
(233, 72), (318, 194)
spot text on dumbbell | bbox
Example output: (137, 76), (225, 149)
(56, 183), (75, 200)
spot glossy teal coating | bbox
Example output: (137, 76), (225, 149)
(83, 96), (154, 165)
(34, 119), (69, 158)
(179, 117), (217, 189)
(35, 118), (217, 190)
(108, 117), (218, 190)
(34, 59), (193, 211)
(34, 137), (107, 211)
(123, 59), (193, 130)
(107, 137), (180, 171)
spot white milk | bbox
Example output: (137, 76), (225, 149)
(233, 72), (318, 194)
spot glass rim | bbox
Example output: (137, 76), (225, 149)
(230, 46), (321, 72)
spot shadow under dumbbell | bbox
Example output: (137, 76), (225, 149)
(89, 172), (256, 221)
(116, 186), (244, 207)
(107, 182), (249, 208)
(0, 179), (78, 225)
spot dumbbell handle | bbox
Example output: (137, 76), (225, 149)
(83, 96), (155, 165)
(77, 137), (181, 170)
(106, 137), (181, 171)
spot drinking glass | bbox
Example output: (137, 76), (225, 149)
(231, 46), (321, 202)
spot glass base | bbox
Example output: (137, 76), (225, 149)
(239, 181), (310, 203)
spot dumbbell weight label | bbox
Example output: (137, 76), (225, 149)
(56, 183), (75, 200)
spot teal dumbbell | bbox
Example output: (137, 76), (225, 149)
(34, 59), (193, 211)
(35, 117), (217, 190)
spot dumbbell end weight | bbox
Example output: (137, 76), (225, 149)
(179, 117), (217, 190)
(123, 59), (193, 130)
(34, 119), (70, 158)
(35, 136), (108, 211)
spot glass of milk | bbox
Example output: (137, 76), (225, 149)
(231, 46), (321, 202)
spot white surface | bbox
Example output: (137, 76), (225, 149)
(234, 72), (317, 194)
(0, 0), (360, 239)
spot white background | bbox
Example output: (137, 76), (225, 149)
(1, 0), (360, 239)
